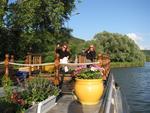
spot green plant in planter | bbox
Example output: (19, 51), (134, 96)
(20, 76), (59, 108)
(1, 76), (22, 112)
(0, 96), (23, 113)
(1, 75), (13, 102)
(0, 75), (59, 112)
(74, 65), (104, 79)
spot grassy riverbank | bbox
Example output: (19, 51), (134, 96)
(142, 50), (150, 62)
(146, 56), (150, 62)
(111, 61), (145, 68)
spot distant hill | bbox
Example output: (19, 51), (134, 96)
(142, 50), (150, 55)
(142, 50), (150, 62)
(69, 37), (85, 44)
(68, 37), (85, 57)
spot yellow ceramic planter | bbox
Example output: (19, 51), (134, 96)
(74, 78), (104, 105)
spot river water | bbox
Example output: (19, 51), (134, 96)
(112, 62), (150, 113)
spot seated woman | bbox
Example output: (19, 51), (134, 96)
(85, 45), (96, 62)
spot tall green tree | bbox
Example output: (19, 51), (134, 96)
(0, 0), (77, 60)
(93, 31), (145, 62)
(0, 0), (8, 27)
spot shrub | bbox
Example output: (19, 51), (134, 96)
(1, 75), (13, 102)
(20, 76), (59, 108)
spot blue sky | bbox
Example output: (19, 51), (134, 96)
(9, 0), (150, 49)
(68, 0), (150, 49)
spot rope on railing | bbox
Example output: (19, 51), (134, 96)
(61, 62), (99, 66)
(0, 62), (4, 65)
(9, 62), (55, 67)
(8, 62), (100, 67)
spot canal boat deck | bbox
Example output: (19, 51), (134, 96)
(47, 73), (130, 113)
(47, 94), (102, 113)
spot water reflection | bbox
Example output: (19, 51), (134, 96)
(112, 62), (150, 113)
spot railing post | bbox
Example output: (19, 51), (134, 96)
(10, 55), (14, 72)
(98, 53), (107, 80)
(78, 55), (86, 63)
(106, 54), (110, 77)
(27, 52), (32, 64)
(25, 55), (29, 64)
(54, 54), (60, 85)
(27, 53), (32, 76)
(39, 55), (42, 70)
(4, 54), (9, 76)
(102, 55), (107, 80)
(98, 53), (103, 67)
(10, 55), (14, 63)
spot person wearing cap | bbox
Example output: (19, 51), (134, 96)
(85, 45), (96, 62)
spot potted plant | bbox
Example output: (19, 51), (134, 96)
(73, 65), (104, 105)
(19, 76), (59, 113)
(1, 75), (59, 113)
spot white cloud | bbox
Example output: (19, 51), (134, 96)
(127, 33), (144, 50)
(139, 45), (145, 50)
(142, 46), (150, 50)
(127, 33), (143, 44)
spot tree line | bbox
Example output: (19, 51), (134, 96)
(86, 31), (145, 62)
(0, 1), (145, 63)
(0, 0), (77, 60)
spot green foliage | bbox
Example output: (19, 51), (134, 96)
(0, 27), (25, 59)
(1, 76), (23, 112)
(93, 31), (146, 62)
(142, 50), (150, 56)
(44, 51), (55, 62)
(1, 75), (13, 102)
(0, 0), (77, 60)
(0, 0), (7, 27)
(20, 76), (59, 107)
(0, 76), (59, 112)
(69, 36), (85, 56)
(15, 0), (65, 32)
(142, 50), (150, 62)
(78, 69), (102, 79)
(0, 97), (20, 113)
(146, 56), (150, 62)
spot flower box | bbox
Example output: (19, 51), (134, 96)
(25, 95), (56, 113)
(1, 75), (59, 113)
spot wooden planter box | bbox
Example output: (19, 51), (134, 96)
(25, 95), (56, 113)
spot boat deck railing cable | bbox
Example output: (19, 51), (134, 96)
(8, 61), (100, 67)
(8, 62), (55, 67)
